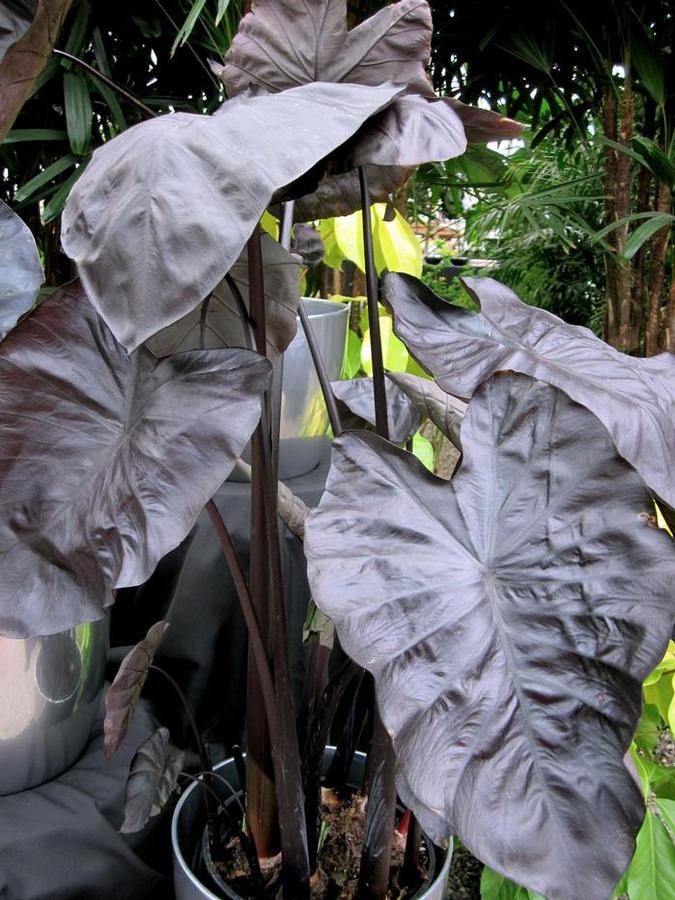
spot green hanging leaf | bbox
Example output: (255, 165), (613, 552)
(626, 810), (675, 900)
(621, 214), (674, 261)
(216, 0), (232, 25)
(41, 167), (84, 224)
(631, 136), (675, 187)
(331, 204), (423, 277)
(480, 866), (544, 899)
(631, 21), (666, 108)
(63, 71), (92, 156)
(361, 316), (408, 375)
(342, 328), (362, 379)
(171, 0), (208, 55)
(15, 154), (77, 203)
(4, 129), (68, 143)
(412, 432), (434, 471)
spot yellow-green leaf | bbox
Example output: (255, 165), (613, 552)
(361, 316), (408, 375)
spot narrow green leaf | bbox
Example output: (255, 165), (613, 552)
(591, 211), (671, 245)
(41, 167), (84, 224)
(63, 1), (91, 56)
(621, 214), (675, 261)
(15, 154), (77, 203)
(631, 136), (675, 187)
(216, 0), (232, 25)
(4, 129), (68, 144)
(626, 810), (675, 900)
(63, 71), (92, 156)
(171, 0), (209, 55)
(412, 433), (434, 471)
(631, 21), (666, 108)
(92, 27), (126, 132)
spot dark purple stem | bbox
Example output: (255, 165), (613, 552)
(358, 166), (389, 441)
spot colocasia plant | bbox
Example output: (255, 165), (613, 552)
(1, 2), (674, 900)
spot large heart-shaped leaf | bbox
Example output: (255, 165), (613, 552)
(332, 376), (421, 444)
(104, 621), (170, 760)
(61, 81), (402, 351)
(220, 0), (433, 96)
(0, 200), (43, 337)
(147, 235), (300, 363)
(218, 0), (521, 217)
(304, 373), (675, 900)
(0, 283), (271, 638)
(120, 727), (184, 834)
(384, 272), (675, 508)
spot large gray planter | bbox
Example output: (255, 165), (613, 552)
(0, 617), (108, 794)
(172, 747), (452, 900)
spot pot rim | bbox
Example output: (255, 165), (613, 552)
(171, 746), (452, 900)
(299, 297), (350, 320)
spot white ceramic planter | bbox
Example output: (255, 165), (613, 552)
(172, 747), (451, 900)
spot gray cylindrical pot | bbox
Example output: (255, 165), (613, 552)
(0, 616), (109, 794)
(172, 747), (452, 900)
(232, 297), (349, 481)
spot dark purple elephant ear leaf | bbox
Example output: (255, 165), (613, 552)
(304, 373), (675, 900)
(120, 727), (184, 834)
(386, 372), (465, 449)
(0, 200), (43, 338)
(0, 282), (271, 638)
(104, 621), (170, 760)
(61, 81), (402, 351)
(383, 271), (675, 507)
(331, 376), (422, 444)
(221, 0), (433, 97)
(146, 235), (300, 363)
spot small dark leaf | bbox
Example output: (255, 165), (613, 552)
(120, 727), (184, 834)
(294, 165), (413, 222)
(0, 200), (43, 337)
(387, 372), (465, 449)
(383, 272), (675, 508)
(147, 235), (300, 363)
(442, 99), (523, 144)
(332, 376), (422, 444)
(292, 224), (324, 268)
(104, 621), (169, 760)
(304, 373), (675, 900)
(61, 81), (402, 351)
(0, 283), (271, 637)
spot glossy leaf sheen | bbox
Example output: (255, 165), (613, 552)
(61, 81), (401, 350)
(384, 272), (675, 507)
(104, 621), (169, 760)
(0, 200), (43, 337)
(146, 235), (300, 363)
(332, 376), (421, 444)
(304, 373), (675, 900)
(120, 727), (184, 834)
(0, 283), (271, 637)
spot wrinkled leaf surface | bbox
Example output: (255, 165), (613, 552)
(0, 283), (270, 637)
(104, 621), (169, 760)
(304, 373), (675, 900)
(384, 272), (675, 507)
(61, 81), (401, 350)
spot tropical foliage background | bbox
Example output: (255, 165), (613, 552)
(1, 1), (674, 896)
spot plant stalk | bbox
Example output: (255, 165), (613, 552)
(357, 167), (396, 899)
(282, 199), (343, 436)
(247, 225), (311, 897)
(358, 166), (389, 440)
